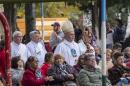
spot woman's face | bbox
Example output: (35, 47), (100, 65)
(50, 57), (54, 64)
(115, 56), (124, 66)
(126, 50), (130, 57)
(82, 31), (92, 44)
(85, 58), (96, 68)
(106, 52), (112, 61)
(31, 59), (38, 70)
(55, 58), (64, 65)
(17, 60), (24, 69)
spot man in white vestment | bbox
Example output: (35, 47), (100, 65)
(26, 30), (47, 67)
(11, 31), (30, 63)
(54, 21), (81, 66)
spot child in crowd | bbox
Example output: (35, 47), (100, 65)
(40, 52), (54, 77)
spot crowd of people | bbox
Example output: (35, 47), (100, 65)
(0, 19), (130, 86)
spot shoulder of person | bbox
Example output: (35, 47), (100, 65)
(26, 42), (32, 46)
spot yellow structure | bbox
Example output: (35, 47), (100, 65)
(17, 18), (68, 42)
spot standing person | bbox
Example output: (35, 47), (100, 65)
(82, 27), (95, 55)
(11, 31), (30, 63)
(106, 23), (114, 49)
(50, 22), (64, 52)
(95, 46), (101, 65)
(54, 21), (81, 66)
(26, 30), (47, 67)
(0, 40), (6, 78)
(40, 52), (54, 77)
(22, 56), (53, 86)
(113, 19), (126, 44)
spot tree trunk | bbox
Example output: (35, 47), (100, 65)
(92, 0), (98, 36)
(4, 3), (17, 34)
(24, 3), (36, 44)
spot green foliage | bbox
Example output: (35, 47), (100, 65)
(17, 2), (81, 18)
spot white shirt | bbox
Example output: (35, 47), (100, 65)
(54, 39), (81, 66)
(106, 31), (113, 45)
(78, 40), (87, 54)
(11, 41), (30, 63)
(26, 41), (47, 67)
(78, 40), (95, 55)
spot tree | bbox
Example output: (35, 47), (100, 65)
(4, 4), (17, 34)
(24, 3), (36, 44)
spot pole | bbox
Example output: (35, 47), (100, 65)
(40, 3), (44, 40)
(101, 0), (107, 86)
(0, 13), (12, 86)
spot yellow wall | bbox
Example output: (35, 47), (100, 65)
(17, 18), (68, 42)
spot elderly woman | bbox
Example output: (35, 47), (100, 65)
(22, 56), (53, 86)
(47, 54), (77, 86)
(78, 54), (111, 86)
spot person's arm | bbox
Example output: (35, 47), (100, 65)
(47, 67), (69, 82)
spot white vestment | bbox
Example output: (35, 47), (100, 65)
(11, 41), (30, 63)
(78, 40), (87, 54)
(54, 40), (81, 66)
(26, 41), (47, 67)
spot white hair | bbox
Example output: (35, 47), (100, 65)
(29, 30), (39, 39)
(13, 31), (22, 38)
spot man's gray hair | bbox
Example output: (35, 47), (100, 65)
(13, 31), (22, 38)
(29, 30), (39, 39)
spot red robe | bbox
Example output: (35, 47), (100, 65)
(22, 68), (45, 86)
(0, 49), (6, 78)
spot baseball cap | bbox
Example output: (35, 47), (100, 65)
(51, 22), (60, 26)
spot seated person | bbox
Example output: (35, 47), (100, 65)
(22, 56), (53, 86)
(108, 52), (130, 85)
(11, 56), (24, 86)
(47, 54), (77, 86)
(78, 54), (111, 86)
(73, 54), (85, 73)
(40, 52), (54, 77)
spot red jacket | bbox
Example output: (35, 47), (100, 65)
(0, 49), (6, 78)
(126, 58), (130, 68)
(22, 68), (45, 86)
(40, 63), (51, 77)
